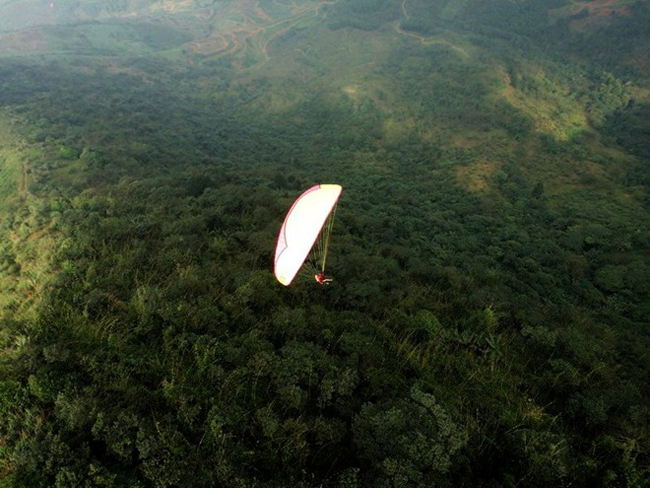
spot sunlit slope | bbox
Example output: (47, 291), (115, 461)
(242, 3), (646, 203)
(0, 114), (59, 321)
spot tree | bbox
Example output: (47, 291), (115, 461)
(353, 387), (467, 487)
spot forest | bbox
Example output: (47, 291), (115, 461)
(0, 0), (648, 487)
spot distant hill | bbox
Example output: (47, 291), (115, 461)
(1, 0), (647, 78)
(0, 0), (210, 31)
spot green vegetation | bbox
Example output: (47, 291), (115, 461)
(0, 152), (19, 210)
(326, 0), (399, 31)
(0, 0), (649, 487)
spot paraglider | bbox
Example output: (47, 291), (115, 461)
(274, 184), (342, 286)
(314, 272), (333, 285)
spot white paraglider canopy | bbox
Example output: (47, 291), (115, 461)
(274, 184), (342, 286)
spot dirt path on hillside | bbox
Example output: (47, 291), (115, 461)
(393, 0), (469, 58)
(393, 20), (470, 58)
(401, 0), (410, 20)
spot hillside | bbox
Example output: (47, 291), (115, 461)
(1, 1), (649, 487)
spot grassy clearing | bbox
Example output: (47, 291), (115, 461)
(0, 220), (58, 321)
(496, 64), (590, 140)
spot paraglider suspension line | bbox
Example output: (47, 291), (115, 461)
(305, 203), (337, 278)
(320, 203), (337, 272)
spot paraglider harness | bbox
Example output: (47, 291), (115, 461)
(315, 273), (333, 285)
